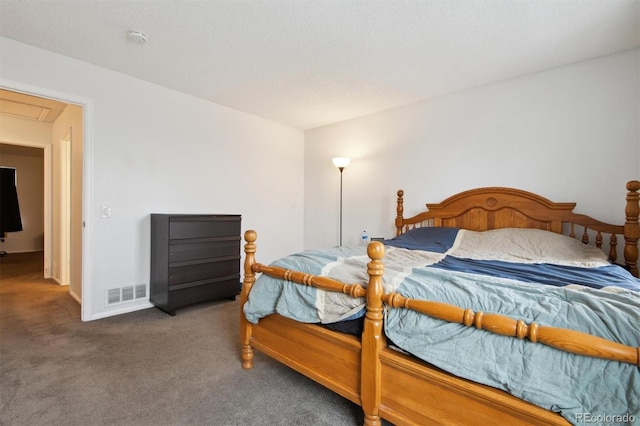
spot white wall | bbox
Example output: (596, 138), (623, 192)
(0, 37), (305, 320)
(0, 144), (45, 253)
(305, 49), (640, 248)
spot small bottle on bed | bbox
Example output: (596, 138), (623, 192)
(361, 230), (369, 246)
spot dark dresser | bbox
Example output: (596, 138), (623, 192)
(150, 214), (241, 315)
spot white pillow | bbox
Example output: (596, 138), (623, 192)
(447, 228), (610, 268)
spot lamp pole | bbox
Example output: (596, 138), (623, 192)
(332, 157), (350, 246)
(338, 166), (344, 246)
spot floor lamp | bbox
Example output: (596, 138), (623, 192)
(332, 157), (350, 246)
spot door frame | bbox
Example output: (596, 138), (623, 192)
(0, 77), (94, 321)
(59, 134), (71, 286)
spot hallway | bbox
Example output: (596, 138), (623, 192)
(0, 251), (78, 319)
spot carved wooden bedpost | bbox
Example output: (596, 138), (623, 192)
(624, 180), (640, 277)
(240, 230), (257, 369)
(395, 190), (404, 236)
(361, 241), (385, 426)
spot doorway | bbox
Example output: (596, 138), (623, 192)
(0, 86), (87, 318)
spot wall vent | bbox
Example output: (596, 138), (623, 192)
(107, 288), (121, 304)
(122, 286), (134, 302)
(106, 284), (147, 305)
(135, 284), (146, 299)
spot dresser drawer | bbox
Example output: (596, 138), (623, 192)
(167, 278), (240, 311)
(169, 258), (240, 286)
(170, 217), (241, 240)
(169, 238), (240, 262)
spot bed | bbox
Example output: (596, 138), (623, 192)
(239, 181), (640, 426)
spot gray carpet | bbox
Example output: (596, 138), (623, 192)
(0, 252), (366, 425)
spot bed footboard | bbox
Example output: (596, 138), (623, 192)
(239, 230), (257, 370)
(239, 230), (387, 425)
(383, 293), (640, 367)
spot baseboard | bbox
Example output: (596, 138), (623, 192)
(69, 290), (81, 305)
(89, 301), (154, 321)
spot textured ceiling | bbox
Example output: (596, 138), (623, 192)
(0, 0), (638, 130)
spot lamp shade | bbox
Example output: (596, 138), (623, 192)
(332, 157), (351, 169)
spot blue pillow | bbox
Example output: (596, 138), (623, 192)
(384, 227), (459, 253)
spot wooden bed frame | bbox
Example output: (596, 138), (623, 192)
(240, 181), (640, 426)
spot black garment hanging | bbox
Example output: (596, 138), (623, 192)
(0, 167), (23, 235)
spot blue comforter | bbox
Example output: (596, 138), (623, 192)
(243, 228), (640, 425)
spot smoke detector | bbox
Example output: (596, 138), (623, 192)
(127, 30), (148, 43)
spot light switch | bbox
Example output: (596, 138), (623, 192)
(101, 204), (112, 218)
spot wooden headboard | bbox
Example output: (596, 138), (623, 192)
(395, 181), (640, 277)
